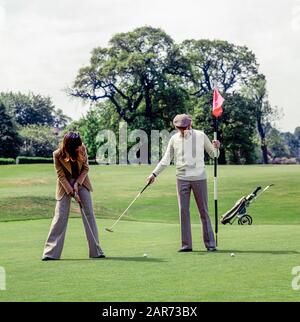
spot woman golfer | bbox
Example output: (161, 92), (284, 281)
(42, 132), (105, 260)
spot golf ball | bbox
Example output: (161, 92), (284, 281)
(230, 253), (235, 257)
(143, 253), (148, 257)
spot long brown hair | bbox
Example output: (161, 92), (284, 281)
(58, 132), (86, 163)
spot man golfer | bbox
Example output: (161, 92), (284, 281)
(147, 114), (220, 252)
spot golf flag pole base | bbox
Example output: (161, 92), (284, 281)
(214, 179), (218, 247)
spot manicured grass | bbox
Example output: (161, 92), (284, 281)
(0, 219), (299, 302)
(0, 164), (299, 301)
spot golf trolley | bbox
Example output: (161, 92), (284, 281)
(220, 184), (273, 225)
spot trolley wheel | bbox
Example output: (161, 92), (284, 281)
(246, 215), (253, 225)
(238, 215), (253, 225)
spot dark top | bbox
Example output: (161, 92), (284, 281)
(70, 160), (79, 179)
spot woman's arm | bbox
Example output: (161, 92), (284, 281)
(53, 152), (74, 195)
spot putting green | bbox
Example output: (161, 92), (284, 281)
(0, 219), (299, 302)
(0, 164), (299, 301)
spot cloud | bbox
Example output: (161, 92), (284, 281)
(291, 0), (300, 31)
(0, 2), (5, 31)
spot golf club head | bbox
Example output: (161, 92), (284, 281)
(105, 228), (114, 233)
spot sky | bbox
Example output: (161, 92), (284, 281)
(0, 0), (299, 132)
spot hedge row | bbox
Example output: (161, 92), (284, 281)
(16, 157), (54, 164)
(0, 158), (16, 165)
(88, 160), (98, 165)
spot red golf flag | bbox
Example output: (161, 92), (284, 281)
(212, 88), (224, 118)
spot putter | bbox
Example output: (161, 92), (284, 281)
(76, 196), (101, 250)
(105, 182), (151, 233)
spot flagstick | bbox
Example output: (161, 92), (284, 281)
(213, 116), (218, 247)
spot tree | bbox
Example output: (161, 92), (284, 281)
(0, 101), (22, 158)
(53, 108), (72, 129)
(66, 102), (120, 159)
(241, 75), (279, 164)
(19, 125), (60, 157)
(294, 127), (300, 160)
(281, 132), (299, 158)
(180, 39), (258, 96)
(69, 26), (275, 164)
(294, 127), (300, 142)
(0, 92), (56, 126)
(266, 125), (289, 158)
(70, 26), (189, 133)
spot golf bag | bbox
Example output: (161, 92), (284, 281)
(220, 185), (273, 225)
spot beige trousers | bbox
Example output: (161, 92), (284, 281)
(42, 182), (104, 259)
(176, 179), (216, 250)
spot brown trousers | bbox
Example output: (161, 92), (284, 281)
(176, 179), (216, 249)
(42, 181), (104, 259)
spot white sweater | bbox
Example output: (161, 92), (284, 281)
(152, 129), (219, 181)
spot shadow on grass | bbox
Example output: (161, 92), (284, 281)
(194, 250), (300, 255)
(60, 257), (166, 262)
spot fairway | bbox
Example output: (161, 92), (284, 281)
(0, 164), (300, 301)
